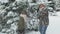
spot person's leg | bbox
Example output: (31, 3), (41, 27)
(39, 25), (43, 34)
(39, 25), (48, 34)
(42, 25), (48, 34)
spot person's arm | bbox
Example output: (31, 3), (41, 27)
(43, 8), (49, 16)
(37, 10), (43, 19)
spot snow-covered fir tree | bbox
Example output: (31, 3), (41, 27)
(0, 0), (29, 34)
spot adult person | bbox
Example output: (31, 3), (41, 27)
(17, 11), (27, 34)
(37, 4), (49, 34)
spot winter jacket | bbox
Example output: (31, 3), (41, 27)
(38, 8), (49, 26)
(17, 16), (25, 31)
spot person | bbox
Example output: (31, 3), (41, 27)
(37, 4), (49, 34)
(17, 11), (27, 34)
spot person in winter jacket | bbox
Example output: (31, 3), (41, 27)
(17, 11), (26, 34)
(38, 4), (49, 34)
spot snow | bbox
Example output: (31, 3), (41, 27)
(56, 12), (60, 16)
(0, 0), (60, 34)
(0, 11), (60, 34)
(0, 0), (8, 3)
(47, 16), (60, 34)
(6, 11), (18, 17)
(7, 19), (13, 24)
(25, 16), (60, 34)
(0, 32), (6, 34)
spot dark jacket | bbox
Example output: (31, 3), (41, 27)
(38, 8), (49, 26)
(17, 16), (25, 31)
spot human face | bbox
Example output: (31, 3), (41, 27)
(39, 4), (45, 10)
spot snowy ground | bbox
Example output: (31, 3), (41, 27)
(46, 16), (60, 34)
